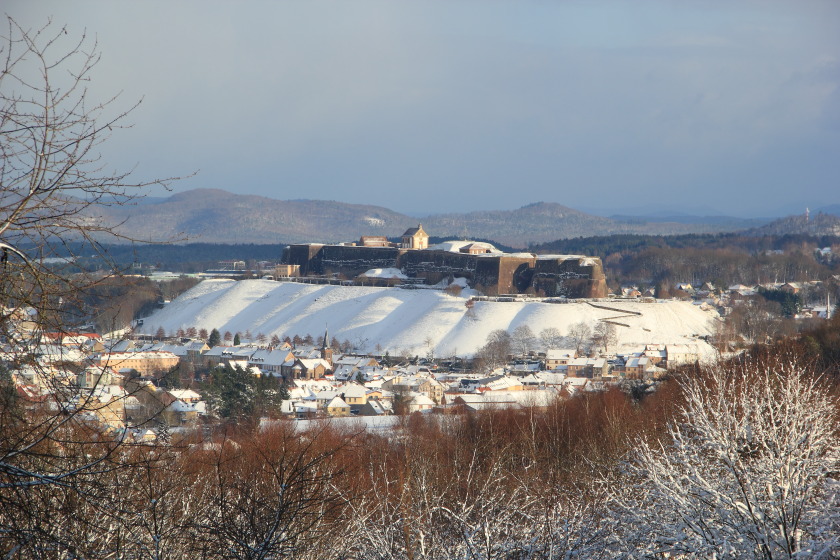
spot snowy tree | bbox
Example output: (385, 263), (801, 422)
(607, 357), (840, 559)
(539, 327), (564, 351)
(474, 330), (511, 372)
(567, 321), (591, 354)
(592, 322), (618, 354)
(511, 324), (535, 356)
(349, 445), (613, 560)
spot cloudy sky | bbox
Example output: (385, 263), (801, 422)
(6, 1), (840, 217)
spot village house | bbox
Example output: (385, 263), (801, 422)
(340, 383), (368, 410)
(405, 393), (435, 413)
(202, 345), (259, 369)
(155, 389), (206, 427)
(664, 344), (701, 368)
(640, 345), (666, 366)
(144, 340), (210, 367)
(161, 398), (201, 427)
(544, 349), (578, 370)
(273, 264), (300, 277)
(383, 375), (444, 404)
(326, 396), (351, 416)
(285, 358), (332, 380)
(566, 357), (607, 378)
(618, 356), (650, 379)
(75, 385), (128, 429)
(77, 365), (116, 389)
(42, 332), (104, 352)
(248, 347), (296, 375)
(94, 350), (180, 377)
(359, 398), (392, 416)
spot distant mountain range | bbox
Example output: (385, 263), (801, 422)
(745, 212), (840, 238)
(97, 188), (838, 247)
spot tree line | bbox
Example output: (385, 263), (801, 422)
(3, 347), (838, 558)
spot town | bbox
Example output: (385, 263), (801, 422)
(5, 226), (835, 441)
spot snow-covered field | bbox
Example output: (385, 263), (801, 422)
(139, 279), (719, 357)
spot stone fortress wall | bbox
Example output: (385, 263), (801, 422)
(283, 243), (608, 298)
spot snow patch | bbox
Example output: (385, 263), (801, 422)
(360, 268), (408, 279)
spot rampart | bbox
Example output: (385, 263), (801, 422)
(283, 244), (607, 298)
(532, 256), (608, 298)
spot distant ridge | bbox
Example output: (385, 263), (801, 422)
(744, 212), (840, 237)
(96, 188), (822, 247)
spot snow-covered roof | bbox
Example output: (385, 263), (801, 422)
(167, 389), (202, 401)
(427, 240), (501, 254)
(411, 394), (435, 406)
(536, 254), (587, 261)
(326, 396), (349, 409)
(545, 349), (577, 360)
(342, 383), (367, 398)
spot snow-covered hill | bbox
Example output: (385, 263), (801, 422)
(139, 279), (719, 358)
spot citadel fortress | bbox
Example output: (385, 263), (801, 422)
(283, 225), (608, 298)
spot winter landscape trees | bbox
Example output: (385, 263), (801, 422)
(2, 15), (840, 560)
(607, 357), (840, 559)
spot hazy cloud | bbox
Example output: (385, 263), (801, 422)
(5, 0), (839, 217)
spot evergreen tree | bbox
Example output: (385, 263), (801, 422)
(157, 365), (182, 390)
(278, 382), (291, 402)
(234, 332), (241, 346)
(254, 375), (287, 417)
(208, 328), (221, 347)
(204, 364), (254, 419)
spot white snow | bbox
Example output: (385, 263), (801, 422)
(139, 279), (719, 358)
(360, 268), (408, 279)
(427, 240), (502, 253)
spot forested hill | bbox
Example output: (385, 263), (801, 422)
(531, 232), (840, 289)
(531, 232), (840, 257)
(96, 188), (764, 247)
(744, 212), (840, 237)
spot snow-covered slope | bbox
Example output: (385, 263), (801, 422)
(140, 280), (718, 357)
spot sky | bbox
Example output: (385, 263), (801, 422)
(5, 1), (840, 218)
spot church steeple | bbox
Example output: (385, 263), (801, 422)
(320, 326), (333, 366)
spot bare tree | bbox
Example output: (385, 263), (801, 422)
(607, 357), (840, 558)
(188, 425), (351, 560)
(567, 321), (591, 354)
(1, 17), (178, 335)
(0, 17), (178, 556)
(511, 324), (535, 357)
(592, 322), (618, 354)
(474, 329), (511, 373)
(539, 326), (563, 351)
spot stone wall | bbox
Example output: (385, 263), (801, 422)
(284, 244), (401, 278)
(531, 257), (608, 298)
(284, 244), (607, 297)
